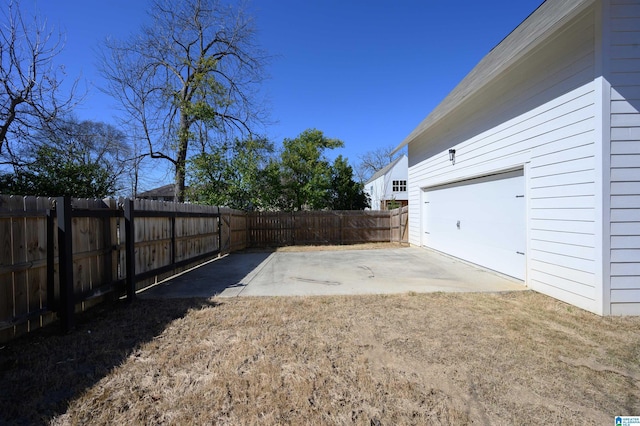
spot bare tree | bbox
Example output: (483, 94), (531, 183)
(356, 145), (406, 182)
(100, 0), (268, 202)
(0, 0), (78, 165)
(124, 133), (158, 198)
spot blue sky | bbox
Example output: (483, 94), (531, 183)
(21, 0), (544, 189)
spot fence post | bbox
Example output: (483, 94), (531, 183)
(102, 198), (114, 289)
(124, 199), (136, 301)
(56, 196), (75, 333)
(245, 211), (249, 250)
(228, 210), (233, 252)
(390, 208), (395, 243)
(170, 215), (176, 266)
(217, 206), (222, 254)
(46, 207), (56, 312)
(401, 206), (407, 243)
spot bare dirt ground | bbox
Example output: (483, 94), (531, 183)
(1, 289), (639, 425)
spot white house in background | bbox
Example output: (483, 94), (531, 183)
(396, 0), (640, 315)
(364, 155), (409, 210)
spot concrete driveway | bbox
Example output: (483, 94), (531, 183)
(138, 247), (525, 299)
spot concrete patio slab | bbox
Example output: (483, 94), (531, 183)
(138, 247), (526, 299)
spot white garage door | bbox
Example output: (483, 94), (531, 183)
(422, 169), (525, 280)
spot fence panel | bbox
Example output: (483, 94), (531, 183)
(341, 210), (391, 244)
(220, 207), (247, 253)
(133, 199), (172, 282)
(248, 211), (294, 247)
(175, 204), (214, 262)
(390, 206), (409, 243)
(0, 199), (12, 342)
(130, 200), (222, 292)
(0, 196), (56, 341)
(27, 198), (52, 327)
(10, 196), (27, 337)
(70, 199), (116, 312)
(246, 210), (402, 246)
(294, 211), (341, 245)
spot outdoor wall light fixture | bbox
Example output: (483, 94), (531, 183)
(448, 149), (456, 165)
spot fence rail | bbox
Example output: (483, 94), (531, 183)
(0, 195), (407, 342)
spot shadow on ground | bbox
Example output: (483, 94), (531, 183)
(0, 251), (277, 424)
(138, 251), (275, 299)
(0, 298), (220, 425)
(0, 258), (273, 424)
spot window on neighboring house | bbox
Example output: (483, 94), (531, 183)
(392, 180), (406, 192)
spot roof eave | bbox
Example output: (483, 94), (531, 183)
(364, 155), (407, 185)
(393, 0), (595, 154)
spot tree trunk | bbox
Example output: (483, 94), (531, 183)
(175, 111), (190, 203)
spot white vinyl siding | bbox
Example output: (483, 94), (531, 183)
(608, 0), (640, 315)
(364, 156), (409, 210)
(408, 8), (600, 312)
(366, 176), (386, 210)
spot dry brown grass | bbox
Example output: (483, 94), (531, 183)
(1, 291), (639, 425)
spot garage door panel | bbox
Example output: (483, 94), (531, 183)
(423, 169), (525, 280)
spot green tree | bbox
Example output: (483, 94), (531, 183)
(0, 145), (114, 197)
(329, 155), (370, 210)
(186, 129), (365, 211)
(101, 0), (268, 202)
(187, 136), (273, 209)
(0, 117), (129, 197)
(258, 157), (286, 210)
(278, 129), (343, 211)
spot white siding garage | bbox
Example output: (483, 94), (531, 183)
(396, 0), (640, 315)
(422, 170), (525, 280)
(608, 0), (640, 314)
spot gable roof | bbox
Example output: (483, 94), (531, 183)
(394, 0), (595, 152)
(365, 155), (407, 185)
(137, 184), (177, 198)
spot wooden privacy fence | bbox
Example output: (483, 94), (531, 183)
(0, 195), (245, 342)
(247, 209), (408, 247)
(0, 196), (407, 342)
